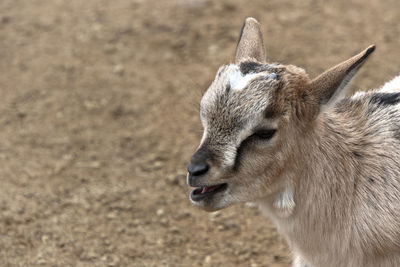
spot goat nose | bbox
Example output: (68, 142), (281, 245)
(187, 162), (209, 177)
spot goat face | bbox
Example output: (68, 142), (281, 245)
(187, 61), (311, 211)
(187, 17), (374, 211)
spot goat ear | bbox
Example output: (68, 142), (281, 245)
(235, 17), (266, 63)
(308, 45), (375, 107)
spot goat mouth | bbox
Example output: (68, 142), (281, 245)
(190, 183), (228, 202)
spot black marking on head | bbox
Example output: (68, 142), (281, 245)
(368, 177), (375, 183)
(240, 61), (263, 74)
(370, 92), (400, 106)
(239, 61), (271, 74)
(352, 151), (362, 158)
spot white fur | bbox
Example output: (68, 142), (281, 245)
(380, 75), (400, 92)
(273, 185), (295, 218)
(227, 65), (261, 91)
(222, 145), (237, 167)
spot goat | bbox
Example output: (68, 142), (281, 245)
(186, 17), (400, 267)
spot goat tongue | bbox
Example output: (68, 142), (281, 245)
(201, 185), (220, 194)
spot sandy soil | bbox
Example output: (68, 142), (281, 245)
(0, 0), (399, 266)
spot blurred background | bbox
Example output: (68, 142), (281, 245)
(0, 0), (399, 266)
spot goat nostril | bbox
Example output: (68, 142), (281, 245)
(187, 162), (209, 176)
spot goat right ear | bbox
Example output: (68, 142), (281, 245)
(235, 17), (266, 63)
(308, 45), (375, 108)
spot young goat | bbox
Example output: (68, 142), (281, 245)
(187, 17), (400, 267)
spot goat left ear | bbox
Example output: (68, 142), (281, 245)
(235, 17), (266, 63)
(308, 45), (375, 107)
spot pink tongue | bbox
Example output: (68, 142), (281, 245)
(201, 185), (219, 194)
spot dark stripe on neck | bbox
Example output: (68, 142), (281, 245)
(370, 92), (400, 106)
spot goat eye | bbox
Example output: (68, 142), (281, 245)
(238, 129), (276, 150)
(252, 129), (276, 140)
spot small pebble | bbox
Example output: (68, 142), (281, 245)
(156, 208), (165, 216)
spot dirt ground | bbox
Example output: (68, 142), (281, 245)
(0, 0), (399, 266)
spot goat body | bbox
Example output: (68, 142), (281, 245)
(187, 18), (400, 267)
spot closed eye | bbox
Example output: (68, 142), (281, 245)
(238, 129), (277, 152)
(248, 129), (276, 141)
